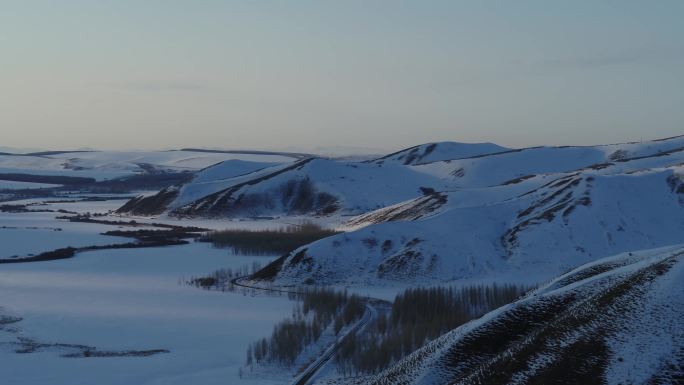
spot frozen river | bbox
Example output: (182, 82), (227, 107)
(0, 200), (294, 385)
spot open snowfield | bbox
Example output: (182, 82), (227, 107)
(0, 242), (292, 385)
(0, 180), (61, 190)
(0, 150), (297, 181)
(2, 136), (683, 384)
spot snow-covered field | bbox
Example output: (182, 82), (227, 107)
(0, 180), (61, 190)
(0, 150), (297, 181)
(2, 137), (683, 384)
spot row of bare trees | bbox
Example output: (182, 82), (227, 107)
(335, 284), (529, 375)
(246, 287), (365, 367)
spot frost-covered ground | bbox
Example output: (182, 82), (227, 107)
(0, 242), (293, 385)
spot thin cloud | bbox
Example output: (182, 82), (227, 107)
(104, 80), (216, 92)
(539, 50), (647, 70)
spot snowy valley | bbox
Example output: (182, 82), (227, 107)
(0, 137), (682, 384)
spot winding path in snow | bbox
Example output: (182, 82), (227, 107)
(230, 276), (379, 385)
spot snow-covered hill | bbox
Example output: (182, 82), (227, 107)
(372, 142), (509, 165)
(118, 136), (684, 219)
(113, 135), (684, 288)
(0, 150), (297, 181)
(352, 245), (684, 385)
(260, 136), (684, 287)
(119, 158), (449, 217)
(413, 135), (684, 187)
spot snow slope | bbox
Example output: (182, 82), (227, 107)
(351, 245), (684, 385)
(117, 136), (684, 221)
(119, 158), (449, 218)
(0, 150), (296, 181)
(412, 135), (684, 187)
(372, 142), (509, 165)
(265, 136), (684, 287)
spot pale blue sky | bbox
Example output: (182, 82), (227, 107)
(1, 1), (683, 152)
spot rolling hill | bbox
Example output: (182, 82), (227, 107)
(0, 149), (297, 181)
(372, 142), (510, 165)
(353, 245), (684, 385)
(252, 135), (684, 287)
(118, 158), (448, 217)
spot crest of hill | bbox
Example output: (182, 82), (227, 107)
(116, 135), (684, 220)
(118, 157), (448, 217)
(0, 149), (296, 181)
(372, 142), (510, 165)
(413, 134), (684, 187)
(265, 157), (684, 287)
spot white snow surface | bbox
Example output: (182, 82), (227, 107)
(0, 180), (61, 189)
(271, 135), (684, 287)
(0, 150), (295, 180)
(412, 135), (684, 187)
(165, 158), (450, 216)
(374, 141), (509, 165)
(0, 242), (292, 385)
(351, 245), (684, 385)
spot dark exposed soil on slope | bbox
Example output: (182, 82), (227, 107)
(438, 256), (679, 385)
(115, 187), (179, 216)
(171, 159), (340, 218)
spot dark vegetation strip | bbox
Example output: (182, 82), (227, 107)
(200, 222), (339, 255)
(187, 271), (369, 370)
(0, 214), (207, 263)
(62, 349), (169, 358)
(246, 288), (365, 367)
(0, 204), (76, 214)
(0, 173), (95, 185)
(0, 240), (190, 264)
(336, 284), (530, 376)
(0, 171), (192, 200)
(57, 214), (209, 231)
(7, 337), (169, 358)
